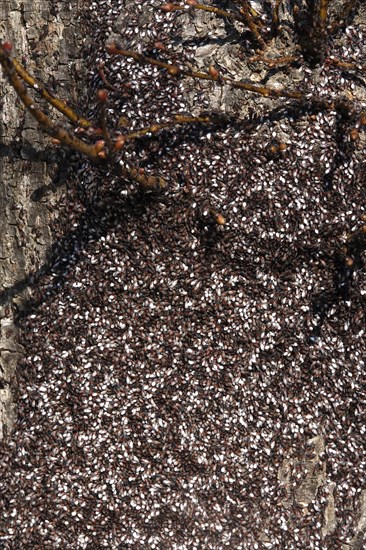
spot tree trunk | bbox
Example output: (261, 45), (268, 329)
(0, 0), (83, 439)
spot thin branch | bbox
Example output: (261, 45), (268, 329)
(12, 57), (93, 129)
(232, 0), (262, 20)
(163, 1), (266, 49)
(0, 43), (101, 161)
(319, 0), (329, 33)
(0, 42), (170, 191)
(98, 61), (118, 91)
(96, 89), (113, 157)
(308, 0), (329, 64)
(117, 115), (211, 143)
(123, 167), (167, 191)
(250, 54), (299, 68)
(115, 115), (212, 190)
(237, 0), (266, 50)
(326, 58), (366, 72)
(272, 0), (282, 31)
(106, 43), (304, 100)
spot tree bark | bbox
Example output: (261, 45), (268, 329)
(0, 0), (83, 439)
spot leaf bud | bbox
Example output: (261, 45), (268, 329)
(97, 89), (109, 102)
(2, 41), (12, 54)
(161, 3), (176, 12)
(208, 65), (219, 79)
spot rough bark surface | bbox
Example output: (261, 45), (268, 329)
(0, 0), (82, 439)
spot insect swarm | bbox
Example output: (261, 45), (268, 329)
(0, 0), (366, 549)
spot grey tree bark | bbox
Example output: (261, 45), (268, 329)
(0, 0), (83, 440)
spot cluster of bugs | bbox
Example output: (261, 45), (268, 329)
(1, 1), (366, 548)
(0, 2), (364, 183)
(0, 0), (365, 331)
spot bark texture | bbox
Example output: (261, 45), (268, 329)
(0, 0), (82, 439)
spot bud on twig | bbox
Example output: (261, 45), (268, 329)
(209, 208), (226, 225)
(2, 41), (12, 54)
(349, 128), (359, 141)
(105, 42), (119, 55)
(97, 89), (109, 103)
(161, 3), (176, 12)
(94, 140), (105, 153)
(208, 65), (219, 79)
(114, 136), (126, 151)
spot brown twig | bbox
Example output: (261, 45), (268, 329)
(98, 62), (118, 91)
(12, 57), (93, 129)
(124, 167), (167, 191)
(106, 43), (304, 100)
(326, 58), (366, 72)
(309, 0), (329, 64)
(0, 42), (170, 190)
(164, 1), (266, 49)
(272, 0), (282, 31)
(0, 43), (101, 161)
(96, 89), (113, 157)
(319, 0), (329, 32)
(250, 54), (299, 68)
(237, 0), (266, 50)
(118, 115), (211, 143)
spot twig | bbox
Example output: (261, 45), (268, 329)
(96, 89), (113, 157)
(250, 54), (299, 68)
(326, 58), (366, 72)
(163, 1), (266, 49)
(0, 43), (100, 161)
(319, 0), (329, 29)
(117, 115), (211, 143)
(124, 167), (167, 191)
(12, 57), (93, 129)
(308, 0), (329, 64)
(0, 42), (172, 190)
(106, 43), (304, 100)
(98, 62), (118, 91)
(272, 0), (282, 31)
(237, 0), (266, 50)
